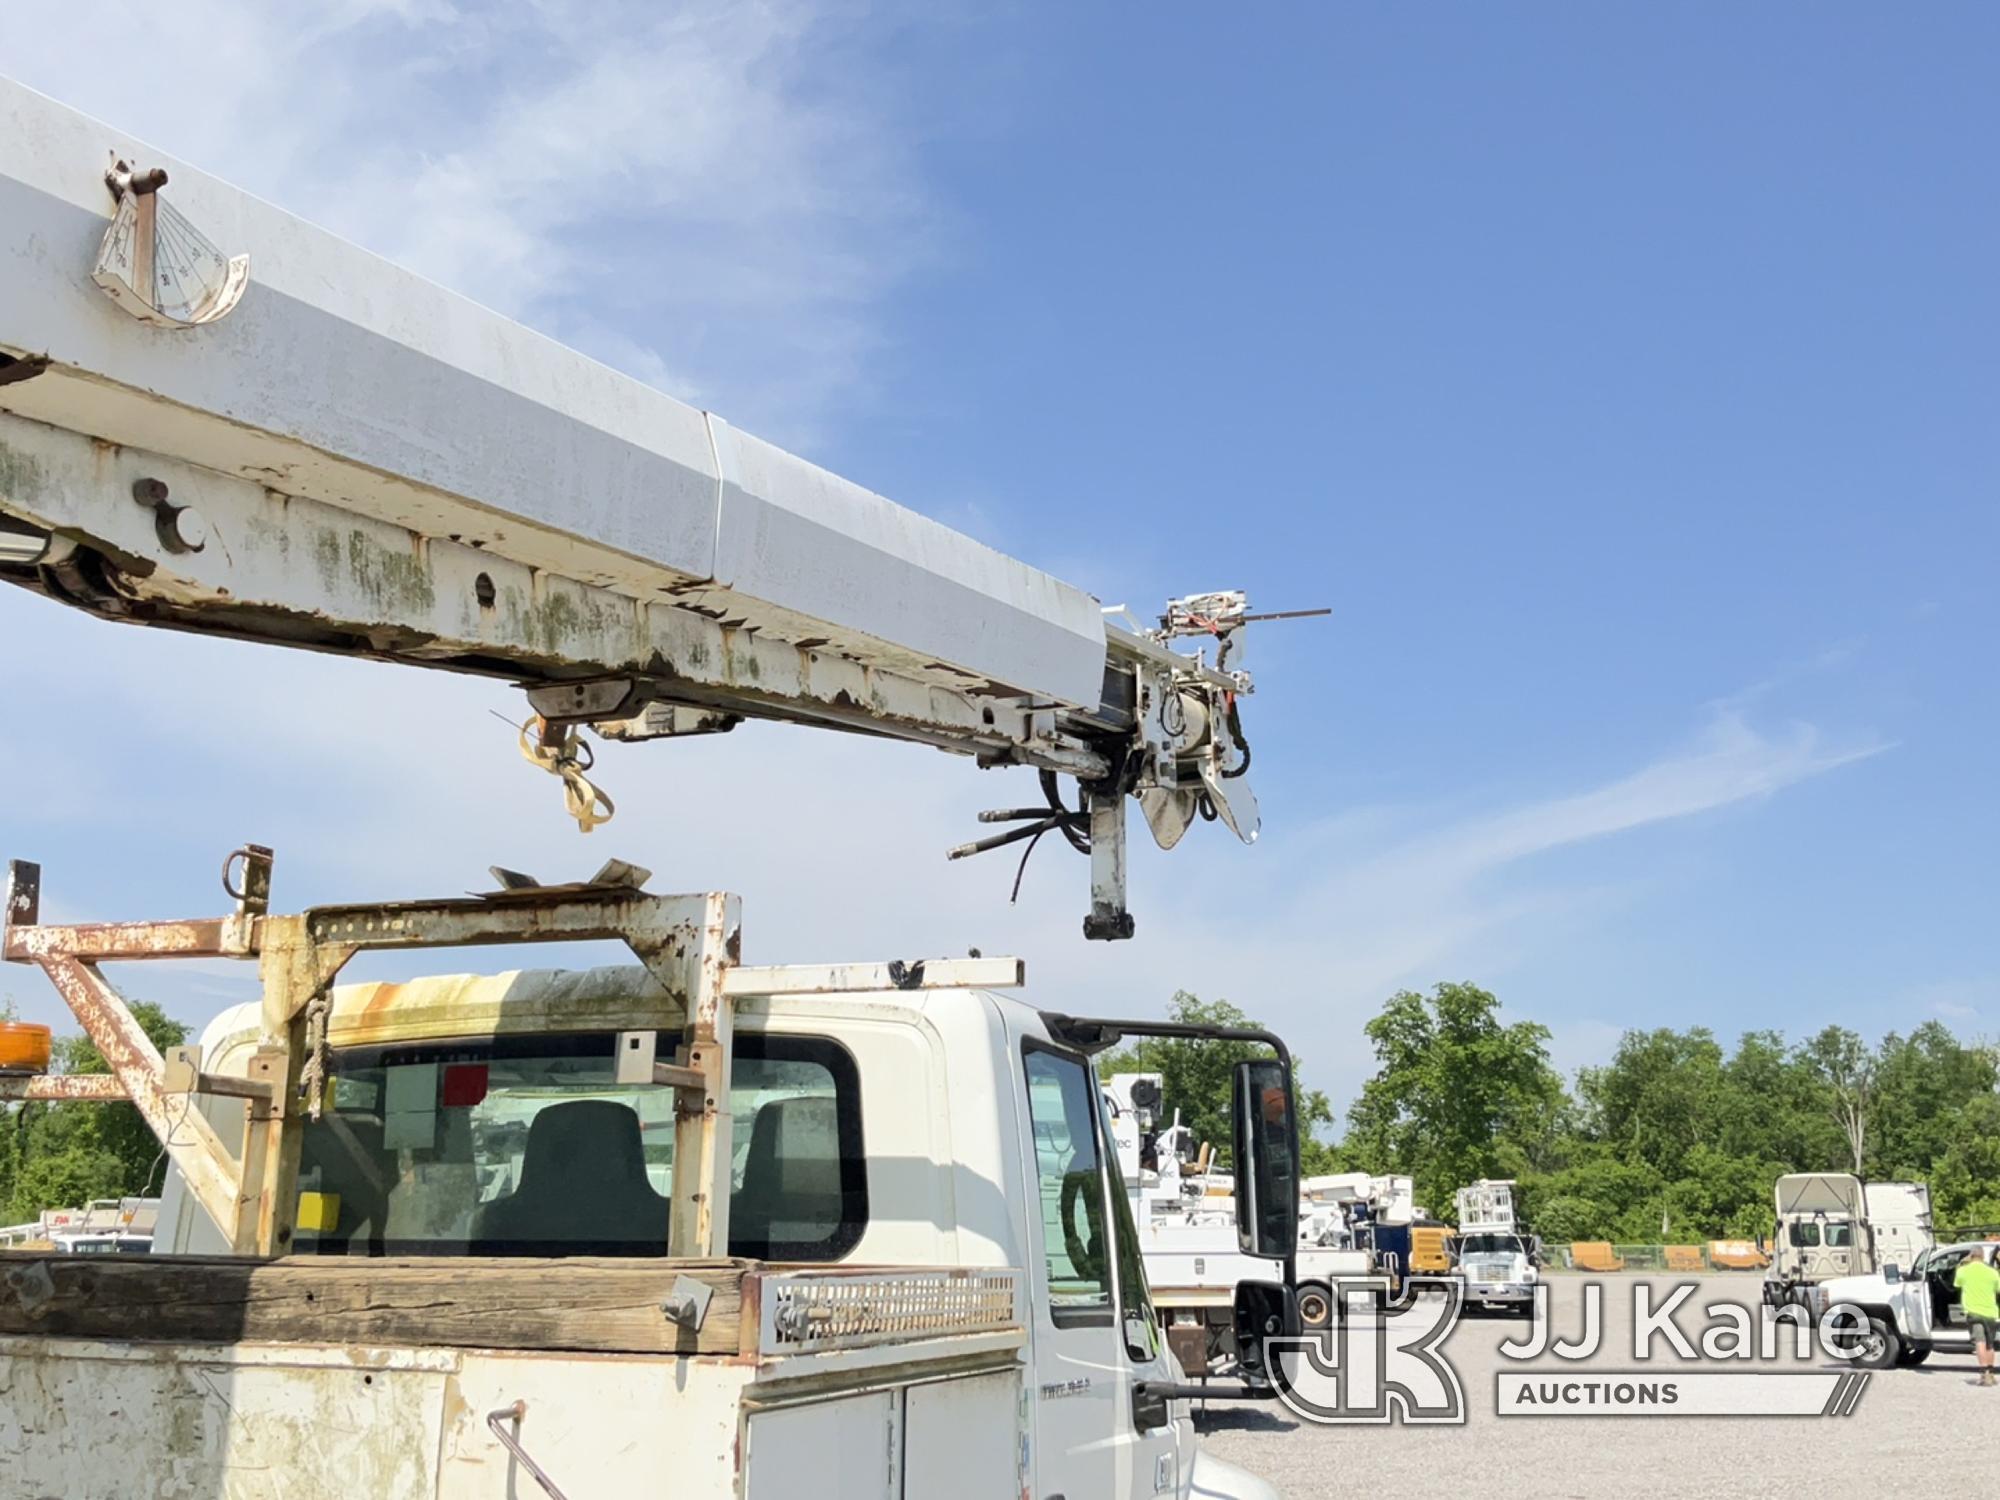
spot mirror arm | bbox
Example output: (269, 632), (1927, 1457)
(1134, 1381), (1279, 1403)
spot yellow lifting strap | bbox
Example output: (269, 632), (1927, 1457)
(518, 717), (616, 833)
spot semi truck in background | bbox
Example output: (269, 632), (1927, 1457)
(1764, 1173), (1934, 1306)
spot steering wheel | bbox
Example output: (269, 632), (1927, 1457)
(1058, 1169), (1107, 1284)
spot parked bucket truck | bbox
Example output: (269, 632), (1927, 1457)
(1101, 1073), (1367, 1379)
(1450, 1179), (1539, 1316)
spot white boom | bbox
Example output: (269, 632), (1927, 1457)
(0, 76), (1292, 937)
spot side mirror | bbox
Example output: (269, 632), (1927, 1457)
(1883, 1263), (1902, 1284)
(1232, 1279), (1299, 1382)
(1131, 1381), (1172, 1432)
(1231, 1057), (1299, 1258)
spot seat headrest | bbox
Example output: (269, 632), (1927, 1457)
(745, 1096), (840, 1191)
(519, 1098), (650, 1190)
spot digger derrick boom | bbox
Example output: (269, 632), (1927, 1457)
(0, 75), (1270, 937)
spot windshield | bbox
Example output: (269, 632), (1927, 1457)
(292, 1030), (865, 1259)
(1458, 1233), (1525, 1256)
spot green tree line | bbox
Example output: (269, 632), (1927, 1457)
(1105, 984), (2000, 1244)
(8, 984), (1994, 1246)
(0, 999), (188, 1225)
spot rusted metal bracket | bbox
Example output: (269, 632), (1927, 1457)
(651, 1060), (708, 1091)
(2, 847), (741, 1260)
(162, 1045), (280, 1103)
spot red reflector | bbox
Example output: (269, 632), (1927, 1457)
(442, 1063), (489, 1107)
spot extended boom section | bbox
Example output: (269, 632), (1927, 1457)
(0, 76), (1289, 936)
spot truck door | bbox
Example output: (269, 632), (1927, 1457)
(1926, 1247), (1972, 1334)
(1019, 1042), (1174, 1499)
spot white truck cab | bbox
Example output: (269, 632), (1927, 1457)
(0, 858), (1291, 1499)
(1451, 1180), (1537, 1316)
(1812, 1239), (1998, 1370)
(1766, 1174), (1936, 1307)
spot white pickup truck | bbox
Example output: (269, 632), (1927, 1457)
(1811, 1240), (1999, 1370)
(0, 853), (1296, 1500)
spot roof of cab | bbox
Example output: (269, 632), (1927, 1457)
(327, 964), (675, 1048)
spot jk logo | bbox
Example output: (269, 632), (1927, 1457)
(1267, 1279), (1468, 1425)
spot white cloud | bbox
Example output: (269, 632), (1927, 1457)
(1361, 710), (1887, 890)
(4, 0), (929, 440)
(1895, 978), (1993, 1026)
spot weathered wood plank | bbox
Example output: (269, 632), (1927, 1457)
(0, 1253), (749, 1355)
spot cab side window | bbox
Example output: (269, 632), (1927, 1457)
(1100, 1105), (1161, 1362)
(1024, 1045), (1113, 1326)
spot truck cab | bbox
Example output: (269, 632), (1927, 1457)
(1451, 1231), (1539, 1315)
(1765, 1174), (1937, 1308)
(15, 932), (1285, 1499)
(0, 840), (1296, 1500)
(1766, 1173), (1872, 1305)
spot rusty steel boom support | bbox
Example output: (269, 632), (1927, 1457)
(1, 846), (1027, 1260)
(2, 847), (738, 1258)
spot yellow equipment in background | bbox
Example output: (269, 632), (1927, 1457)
(1411, 1224), (1454, 1275)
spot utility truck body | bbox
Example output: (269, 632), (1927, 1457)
(0, 852), (1290, 1499)
(1451, 1180), (1537, 1316)
(1101, 1073), (1365, 1375)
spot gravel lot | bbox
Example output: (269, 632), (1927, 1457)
(1198, 1275), (1979, 1498)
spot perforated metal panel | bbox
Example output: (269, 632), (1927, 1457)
(761, 1270), (1021, 1355)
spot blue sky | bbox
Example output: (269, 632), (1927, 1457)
(3, 2), (1994, 1113)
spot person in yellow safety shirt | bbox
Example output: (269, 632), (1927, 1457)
(1954, 1251), (2000, 1387)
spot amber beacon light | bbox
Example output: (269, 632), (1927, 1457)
(0, 1021), (53, 1075)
